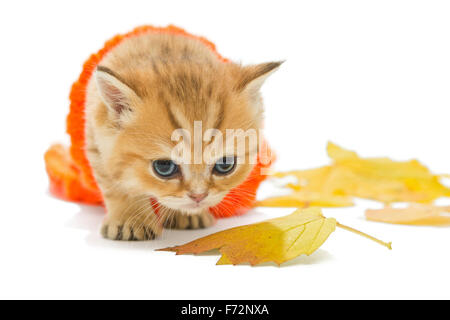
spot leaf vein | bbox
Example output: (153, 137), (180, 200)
(308, 218), (325, 253)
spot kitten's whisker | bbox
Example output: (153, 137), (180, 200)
(117, 196), (152, 223)
(127, 202), (154, 231)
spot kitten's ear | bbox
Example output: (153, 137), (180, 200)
(237, 61), (283, 96)
(95, 66), (140, 117)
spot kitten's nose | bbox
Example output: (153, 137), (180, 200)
(188, 193), (208, 203)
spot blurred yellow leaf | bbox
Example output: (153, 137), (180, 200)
(267, 142), (450, 205)
(327, 141), (358, 160)
(366, 204), (450, 226)
(326, 142), (449, 203)
(158, 208), (391, 266)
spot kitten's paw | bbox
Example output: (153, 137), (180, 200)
(101, 217), (162, 241)
(163, 210), (216, 230)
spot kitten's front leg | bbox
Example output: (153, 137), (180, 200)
(101, 193), (163, 241)
(163, 209), (216, 230)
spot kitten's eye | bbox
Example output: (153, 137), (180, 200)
(152, 160), (179, 178)
(213, 156), (236, 175)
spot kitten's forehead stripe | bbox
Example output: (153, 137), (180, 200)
(158, 90), (183, 130)
(171, 107), (192, 132)
(206, 83), (213, 98)
(213, 108), (224, 131)
(151, 60), (160, 76)
(161, 43), (171, 56)
(167, 107), (183, 130)
(191, 73), (201, 92)
(182, 46), (189, 59)
(213, 92), (227, 130)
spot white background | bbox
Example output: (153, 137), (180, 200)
(1, 0), (449, 299)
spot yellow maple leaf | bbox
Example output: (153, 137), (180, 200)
(261, 166), (354, 208)
(326, 142), (450, 203)
(263, 143), (450, 206)
(366, 204), (450, 226)
(158, 208), (391, 266)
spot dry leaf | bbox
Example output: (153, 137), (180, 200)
(158, 208), (391, 266)
(366, 204), (450, 226)
(260, 166), (353, 208)
(273, 166), (333, 191)
(159, 207), (336, 265)
(326, 142), (450, 203)
(268, 142), (450, 205)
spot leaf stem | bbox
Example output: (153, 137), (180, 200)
(336, 222), (392, 250)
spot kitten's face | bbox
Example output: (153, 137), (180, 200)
(95, 61), (280, 213)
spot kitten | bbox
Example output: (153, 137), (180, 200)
(84, 32), (281, 240)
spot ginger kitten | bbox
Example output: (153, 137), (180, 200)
(84, 32), (281, 240)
